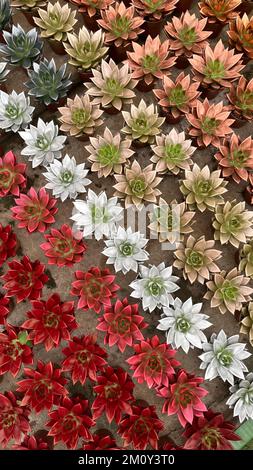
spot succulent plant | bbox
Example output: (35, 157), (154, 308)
(122, 100), (165, 144)
(204, 268), (253, 315)
(180, 164), (228, 212)
(0, 24), (43, 68)
(240, 302), (253, 346)
(228, 76), (253, 121)
(239, 240), (253, 277)
(198, 0), (242, 23)
(0, 0), (11, 30)
(189, 40), (244, 90)
(165, 11), (211, 58)
(85, 127), (134, 177)
(11, 0), (46, 9)
(64, 26), (108, 71)
(132, 0), (178, 20)
(0, 90), (34, 133)
(227, 373), (253, 423)
(26, 59), (72, 106)
(113, 160), (162, 210)
(154, 73), (200, 119)
(174, 235), (222, 284)
(215, 134), (253, 183)
(97, 2), (144, 47)
(228, 13), (253, 60)
(58, 94), (103, 138)
(151, 130), (196, 175)
(149, 197), (195, 244)
(213, 200), (253, 248)
(71, 0), (113, 16)
(127, 36), (175, 86)
(186, 99), (234, 148)
(0, 62), (9, 84)
(34, 2), (77, 42)
(85, 59), (137, 111)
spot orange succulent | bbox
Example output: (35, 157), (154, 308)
(71, 0), (113, 16)
(228, 13), (253, 59)
(228, 76), (253, 120)
(215, 134), (253, 183)
(132, 0), (178, 20)
(198, 0), (242, 23)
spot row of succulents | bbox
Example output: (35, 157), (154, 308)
(1, 0), (253, 451)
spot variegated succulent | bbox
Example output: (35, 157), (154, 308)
(85, 59), (137, 111)
(58, 95), (103, 137)
(186, 99), (234, 148)
(198, 0), (242, 23)
(113, 160), (162, 209)
(64, 26), (108, 71)
(85, 127), (134, 177)
(228, 76), (253, 121)
(127, 36), (175, 86)
(149, 197), (195, 244)
(165, 11), (211, 57)
(151, 130), (196, 175)
(213, 200), (253, 248)
(154, 73), (200, 119)
(34, 2), (77, 42)
(122, 100), (165, 144)
(228, 13), (253, 60)
(215, 134), (253, 183)
(71, 0), (113, 17)
(174, 235), (222, 284)
(132, 0), (178, 20)
(239, 240), (253, 278)
(204, 268), (253, 315)
(180, 164), (228, 212)
(240, 302), (253, 346)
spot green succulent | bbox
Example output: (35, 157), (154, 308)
(26, 58), (72, 106)
(0, 24), (43, 68)
(64, 26), (108, 71)
(0, 0), (11, 30)
(34, 2), (77, 42)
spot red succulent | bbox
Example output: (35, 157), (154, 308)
(12, 434), (49, 450)
(96, 297), (148, 353)
(158, 370), (208, 427)
(0, 325), (33, 377)
(127, 335), (180, 389)
(119, 403), (164, 450)
(40, 224), (86, 267)
(47, 396), (94, 449)
(0, 294), (10, 324)
(215, 133), (253, 183)
(82, 432), (119, 450)
(17, 361), (68, 412)
(0, 223), (17, 267)
(0, 151), (26, 197)
(183, 410), (241, 450)
(92, 367), (134, 424)
(2, 255), (48, 303)
(0, 391), (30, 448)
(11, 187), (58, 233)
(61, 334), (107, 385)
(71, 266), (120, 314)
(21, 293), (78, 351)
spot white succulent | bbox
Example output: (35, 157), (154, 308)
(0, 90), (34, 132)
(0, 62), (9, 83)
(102, 226), (149, 274)
(199, 330), (251, 385)
(157, 297), (212, 353)
(130, 262), (179, 313)
(226, 373), (253, 423)
(71, 189), (123, 241)
(19, 118), (66, 168)
(43, 154), (91, 201)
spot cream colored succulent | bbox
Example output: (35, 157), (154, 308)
(11, 0), (46, 8)
(174, 235), (222, 284)
(239, 240), (253, 277)
(204, 268), (253, 315)
(151, 129), (196, 175)
(180, 164), (228, 212)
(34, 2), (77, 42)
(122, 100), (165, 144)
(149, 198), (195, 244)
(58, 95), (103, 137)
(85, 127), (134, 177)
(113, 160), (162, 209)
(240, 302), (253, 346)
(85, 59), (137, 111)
(213, 200), (253, 248)
(64, 26), (108, 71)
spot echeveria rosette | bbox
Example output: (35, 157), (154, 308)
(199, 330), (251, 385)
(82, 433), (118, 451)
(0, 391), (30, 448)
(226, 373), (253, 423)
(157, 297), (212, 353)
(240, 302), (253, 346)
(0, 0), (11, 30)
(132, 0), (178, 21)
(12, 435), (48, 451)
(0, 151), (26, 197)
(58, 95), (103, 137)
(215, 134), (253, 183)
(122, 99), (165, 144)
(213, 200), (253, 248)
(0, 91), (34, 133)
(64, 26), (108, 71)
(11, 0), (46, 8)
(174, 235), (222, 285)
(0, 325), (33, 377)
(19, 118), (66, 168)
(0, 24), (42, 69)
(239, 240), (253, 278)
(102, 226), (149, 274)
(71, 189), (123, 241)
(198, 0), (242, 23)
(34, 2), (77, 42)
(43, 154), (91, 202)
(228, 76), (253, 121)
(151, 130), (196, 175)
(71, 0), (113, 17)
(228, 13), (253, 60)
(130, 263), (180, 313)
